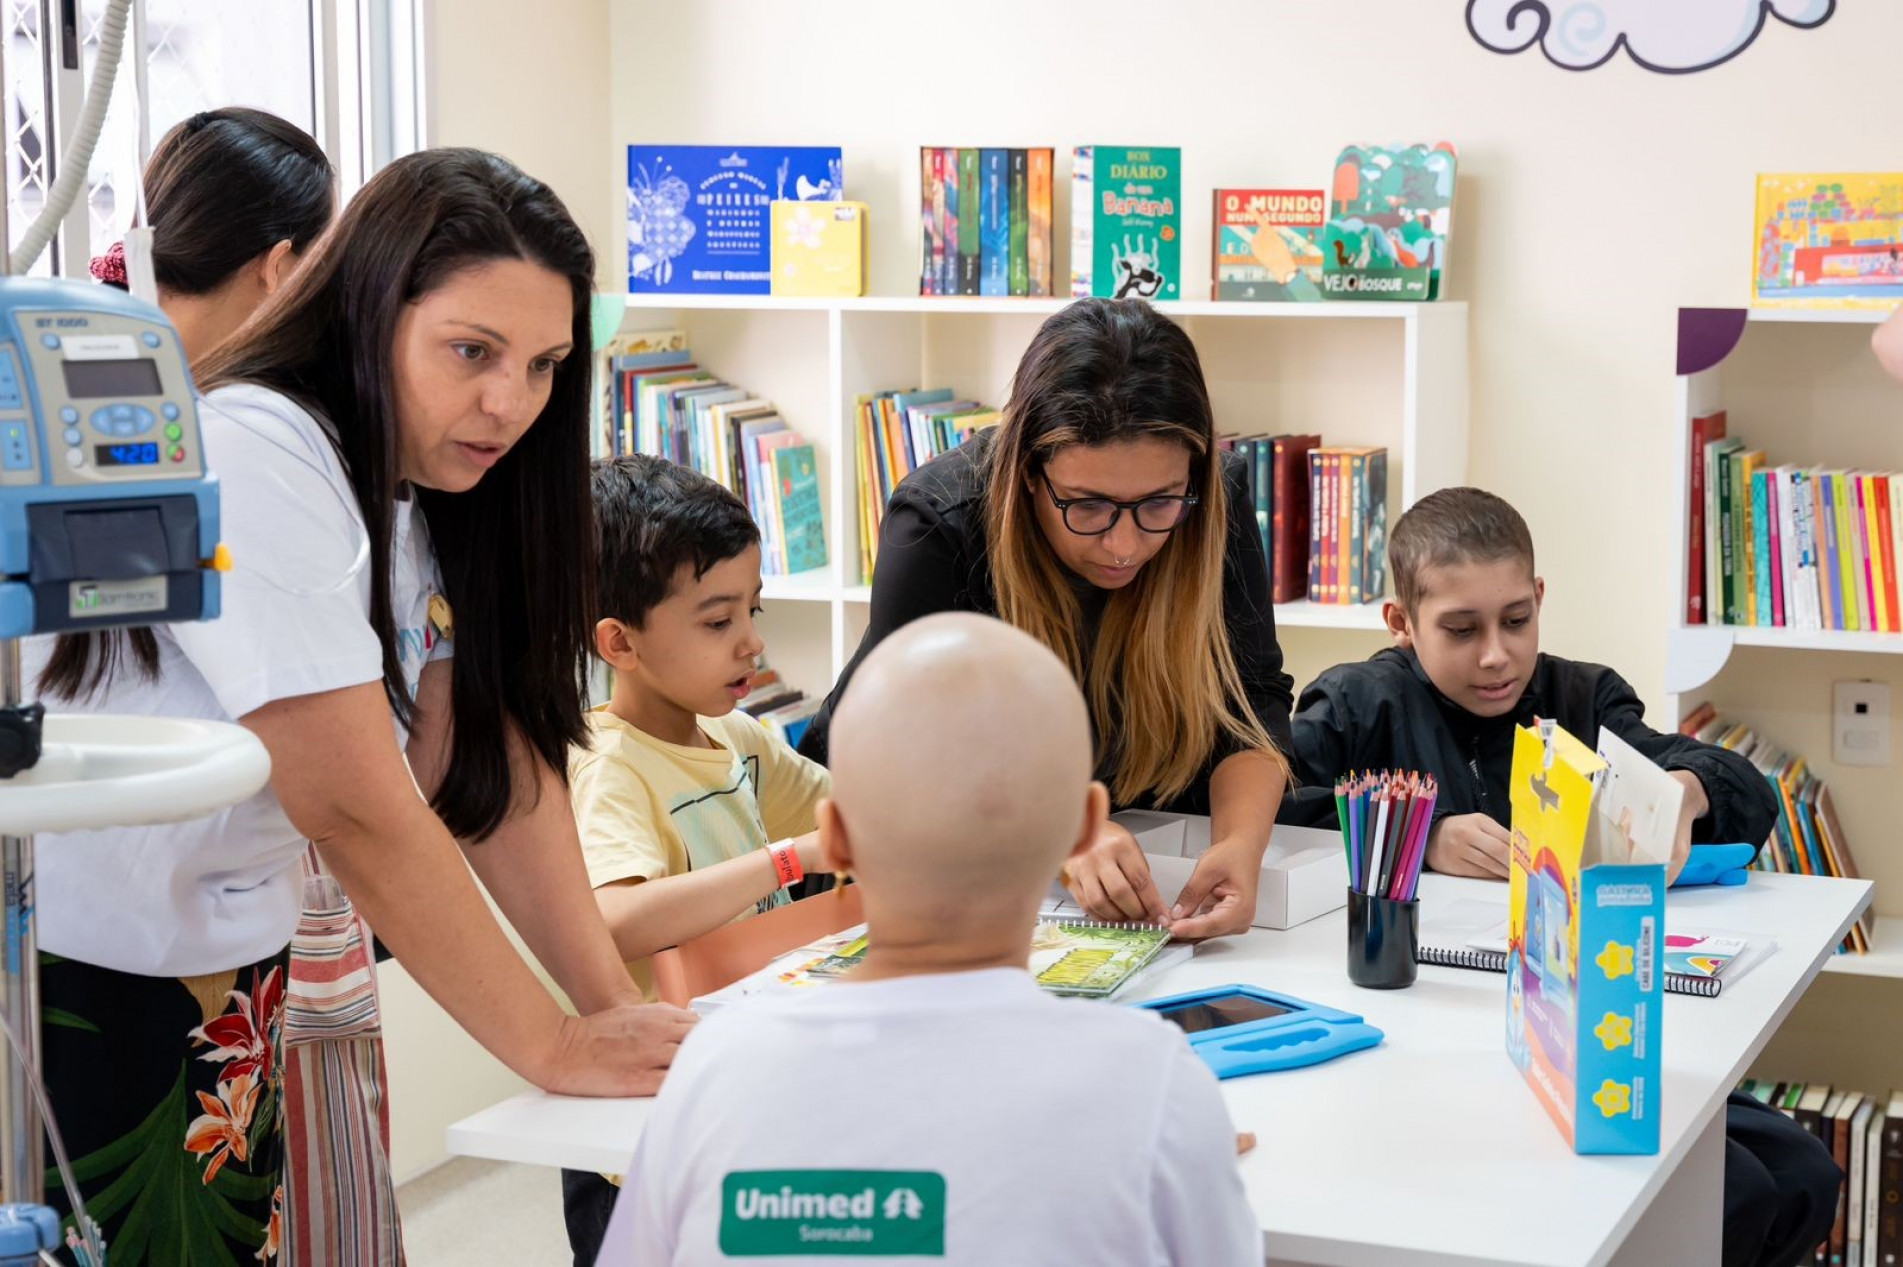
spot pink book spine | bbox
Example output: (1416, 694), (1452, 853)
(1768, 474), (1786, 626)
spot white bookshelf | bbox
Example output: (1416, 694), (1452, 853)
(1666, 305), (1901, 975)
(611, 294), (1468, 692)
(1666, 307), (1903, 697)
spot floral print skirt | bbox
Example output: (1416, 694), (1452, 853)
(41, 946), (291, 1266)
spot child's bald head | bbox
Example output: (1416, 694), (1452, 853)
(823, 613), (1103, 931)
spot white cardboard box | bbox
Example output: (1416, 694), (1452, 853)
(1115, 812), (1347, 931)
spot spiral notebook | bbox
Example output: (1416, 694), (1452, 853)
(1419, 899), (1774, 999)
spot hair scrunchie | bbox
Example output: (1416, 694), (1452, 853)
(89, 240), (128, 287)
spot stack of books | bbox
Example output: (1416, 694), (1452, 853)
(854, 387), (1000, 582)
(1735, 1080), (1901, 1266)
(600, 329), (827, 577)
(1680, 703), (1875, 955)
(1687, 410), (1903, 632)
(917, 147), (1054, 297)
(736, 664), (822, 749)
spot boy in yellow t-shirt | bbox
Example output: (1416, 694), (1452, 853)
(564, 454), (830, 1261)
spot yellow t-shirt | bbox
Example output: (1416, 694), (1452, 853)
(570, 706), (831, 995)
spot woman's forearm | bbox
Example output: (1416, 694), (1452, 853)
(1208, 747), (1286, 858)
(465, 753), (649, 1015)
(317, 803), (570, 1081)
(245, 683), (569, 1086)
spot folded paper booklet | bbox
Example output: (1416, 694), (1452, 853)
(693, 917), (1185, 1015)
(1417, 899), (1777, 995)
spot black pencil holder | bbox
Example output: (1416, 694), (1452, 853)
(1346, 888), (1419, 989)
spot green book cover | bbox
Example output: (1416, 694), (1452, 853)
(772, 444), (829, 575)
(958, 148), (981, 295)
(1321, 143), (1457, 302)
(1084, 146), (1181, 301)
(1008, 148), (1029, 297)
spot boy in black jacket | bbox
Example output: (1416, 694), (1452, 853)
(1282, 486), (1837, 1267)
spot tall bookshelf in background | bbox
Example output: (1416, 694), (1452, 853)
(603, 293), (1470, 718)
(1668, 306), (1902, 979)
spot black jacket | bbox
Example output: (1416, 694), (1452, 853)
(797, 429), (1296, 814)
(1278, 646), (1777, 854)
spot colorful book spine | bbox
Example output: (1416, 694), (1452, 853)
(1029, 149), (1054, 297)
(1365, 450), (1389, 602)
(934, 149), (952, 296)
(1752, 467), (1774, 627)
(1740, 451), (1761, 625)
(919, 149), (937, 296)
(1863, 474), (1890, 632)
(1717, 446), (1739, 624)
(979, 148), (1009, 297)
(1008, 149), (1029, 298)
(1687, 412), (1726, 624)
(941, 148), (960, 296)
(1070, 146), (1094, 297)
(1887, 471), (1903, 631)
(1307, 449), (1325, 601)
(1817, 474), (1842, 630)
(1766, 470), (1785, 627)
(957, 148), (981, 295)
(1334, 452), (1350, 603)
(1833, 473), (1862, 631)
(1347, 452), (1366, 604)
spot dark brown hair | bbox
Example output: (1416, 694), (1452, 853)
(591, 454), (759, 629)
(1389, 486), (1537, 612)
(48, 148), (597, 840)
(981, 297), (1282, 803)
(93, 108), (333, 296)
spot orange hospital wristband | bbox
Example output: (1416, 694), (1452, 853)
(769, 842), (804, 889)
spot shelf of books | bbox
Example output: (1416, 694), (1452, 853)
(1671, 276), (1903, 969)
(599, 296), (1467, 700)
(607, 142), (1469, 703)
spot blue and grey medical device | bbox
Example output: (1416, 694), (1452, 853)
(0, 278), (221, 642)
(1136, 983), (1386, 1079)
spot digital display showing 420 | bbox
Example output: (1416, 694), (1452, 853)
(95, 443), (159, 466)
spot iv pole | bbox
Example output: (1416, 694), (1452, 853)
(0, 6), (270, 1263)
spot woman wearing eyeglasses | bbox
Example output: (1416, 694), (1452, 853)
(798, 297), (1292, 939)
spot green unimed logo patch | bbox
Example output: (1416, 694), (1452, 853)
(718, 1170), (947, 1257)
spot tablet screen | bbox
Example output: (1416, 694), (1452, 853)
(1158, 993), (1294, 1034)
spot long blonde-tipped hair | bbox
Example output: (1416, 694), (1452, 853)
(983, 298), (1285, 805)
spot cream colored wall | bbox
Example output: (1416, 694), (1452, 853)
(426, 0), (616, 289)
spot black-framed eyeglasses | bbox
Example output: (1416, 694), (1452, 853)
(1042, 478), (1199, 536)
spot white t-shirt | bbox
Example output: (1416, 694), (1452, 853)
(598, 968), (1260, 1267)
(24, 382), (451, 976)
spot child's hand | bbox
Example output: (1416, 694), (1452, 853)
(1235, 1132), (1257, 1156)
(1426, 814), (1511, 879)
(1065, 821), (1168, 924)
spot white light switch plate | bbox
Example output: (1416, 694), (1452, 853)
(1833, 681), (1891, 767)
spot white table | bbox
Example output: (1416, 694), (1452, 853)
(448, 871), (1871, 1267)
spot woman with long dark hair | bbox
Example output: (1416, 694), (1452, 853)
(90, 107), (334, 359)
(33, 148), (691, 1263)
(801, 297), (1293, 939)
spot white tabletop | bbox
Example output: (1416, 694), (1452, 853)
(447, 871), (1870, 1267)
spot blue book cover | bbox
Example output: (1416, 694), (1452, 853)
(1751, 468), (1773, 627)
(980, 149), (1010, 296)
(627, 146), (842, 295)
